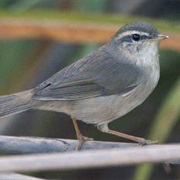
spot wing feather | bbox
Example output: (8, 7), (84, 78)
(33, 46), (141, 100)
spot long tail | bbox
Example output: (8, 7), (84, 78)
(0, 89), (35, 118)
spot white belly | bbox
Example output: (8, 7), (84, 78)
(37, 55), (160, 126)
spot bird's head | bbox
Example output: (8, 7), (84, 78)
(109, 21), (168, 61)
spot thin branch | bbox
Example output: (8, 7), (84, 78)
(0, 135), (137, 154)
(0, 173), (45, 180)
(0, 144), (179, 172)
(0, 19), (116, 43)
(0, 19), (179, 51)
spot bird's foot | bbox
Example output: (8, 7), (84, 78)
(76, 135), (94, 150)
(137, 138), (158, 146)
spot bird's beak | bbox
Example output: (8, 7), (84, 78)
(153, 34), (169, 41)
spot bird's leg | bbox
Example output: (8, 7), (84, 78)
(72, 117), (93, 150)
(97, 124), (157, 145)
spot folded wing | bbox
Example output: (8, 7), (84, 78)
(33, 47), (141, 100)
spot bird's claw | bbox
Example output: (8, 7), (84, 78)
(76, 135), (94, 150)
(138, 138), (158, 146)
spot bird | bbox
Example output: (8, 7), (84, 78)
(0, 21), (168, 150)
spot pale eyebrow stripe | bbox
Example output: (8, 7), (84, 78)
(116, 31), (149, 40)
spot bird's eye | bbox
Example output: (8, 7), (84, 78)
(132, 34), (141, 41)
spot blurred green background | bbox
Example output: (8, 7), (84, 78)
(0, 0), (179, 179)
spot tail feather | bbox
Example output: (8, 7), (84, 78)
(0, 89), (35, 118)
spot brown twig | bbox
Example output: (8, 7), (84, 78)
(0, 19), (179, 51)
